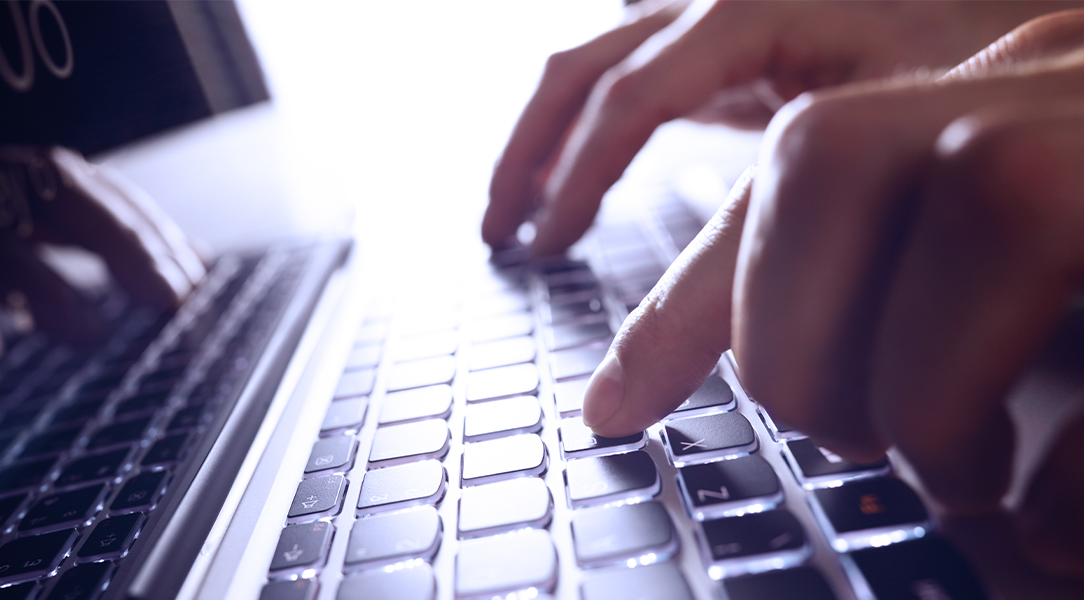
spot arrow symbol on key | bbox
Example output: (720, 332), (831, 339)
(301, 500), (318, 509)
(282, 544), (304, 562)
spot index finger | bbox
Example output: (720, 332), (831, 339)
(483, 0), (690, 247)
(530, 1), (772, 255)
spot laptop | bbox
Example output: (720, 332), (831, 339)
(0, 2), (1081, 599)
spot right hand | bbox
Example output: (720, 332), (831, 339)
(483, 0), (1075, 256)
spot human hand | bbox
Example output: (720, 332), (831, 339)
(581, 10), (1084, 578)
(0, 146), (205, 344)
(484, 0), (1071, 256)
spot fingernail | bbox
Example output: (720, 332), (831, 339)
(582, 352), (625, 428)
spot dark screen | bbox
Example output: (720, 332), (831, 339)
(0, 0), (268, 154)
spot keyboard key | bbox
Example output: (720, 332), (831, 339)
(571, 501), (678, 567)
(115, 389), (171, 417)
(344, 506), (442, 567)
(549, 346), (607, 381)
(0, 458), (55, 492)
(468, 336), (536, 372)
(51, 397), (107, 425)
(677, 455), (782, 520)
(466, 363), (539, 403)
(723, 567), (838, 600)
(580, 562), (694, 600)
(458, 477), (552, 539)
(305, 435), (355, 473)
(470, 313), (533, 343)
(463, 396), (542, 442)
(553, 378), (589, 417)
(0, 494), (26, 527)
(333, 368), (376, 400)
(666, 375), (735, 418)
(77, 512), (143, 560)
(20, 484), (106, 532)
(547, 322), (611, 351)
(260, 579), (316, 600)
(88, 416), (151, 450)
(700, 510), (809, 578)
(111, 470), (168, 513)
(43, 560), (114, 600)
(460, 434), (547, 486)
(785, 438), (890, 488)
(338, 563), (435, 600)
(813, 478), (930, 551)
(344, 344), (381, 371)
(559, 418), (645, 459)
(379, 385), (452, 425)
(386, 356), (456, 392)
(662, 412), (757, 466)
(0, 528), (77, 584)
(289, 474), (346, 519)
(395, 331), (457, 362)
(564, 451), (660, 508)
(167, 404), (207, 432)
(456, 529), (556, 598)
(20, 424), (84, 459)
(548, 280), (600, 305)
(397, 308), (460, 337)
(851, 537), (988, 600)
(544, 298), (605, 326)
(269, 521), (333, 573)
(142, 433), (189, 466)
(467, 293), (529, 320)
(56, 448), (130, 487)
(355, 322), (389, 345)
(368, 419), (450, 466)
(321, 397), (367, 433)
(357, 460), (447, 514)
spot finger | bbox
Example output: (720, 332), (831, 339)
(1018, 410), (1084, 580)
(94, 165), (206, 286)
(531, 1), (774, 256)
(945, 9), (1084, 80)
(483, 0), (690, 246)
(0, 235), (105, 343)
(732, 58), (1084, 462)
(39, 147), (188, 309)
(583, 166), (753, 436)
(871, 106), (1084, 513)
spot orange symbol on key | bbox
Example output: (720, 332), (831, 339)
(859, 493), (885, 515)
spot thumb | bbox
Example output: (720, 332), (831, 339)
(582, 166), (754, 437)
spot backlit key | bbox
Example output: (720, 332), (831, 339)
(662, 412), (757, 466)
(466, 364), (539, 403)
(455, 530), (556, 598)
(571, 501), (678, 568)
(458, 477), (552, 539)
(380, 385), (453, 425)
(357, 460), (447, 514)
(813, 478), (930, 551)
(344, 507), (442, 568)
(461, 434), (547, 486)
(564, 451), (659, 508)
(677, 455), (782, 520)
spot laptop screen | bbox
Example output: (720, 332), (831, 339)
(0, 0), (268, 154)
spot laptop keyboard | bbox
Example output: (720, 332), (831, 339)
(260, 203), (989, 600)
(0, 245), (315, 599)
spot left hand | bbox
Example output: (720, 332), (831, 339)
(0, 146), (205, 344)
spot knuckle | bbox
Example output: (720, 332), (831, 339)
(936, 117), (1083, 238)
(596, 66), (654, 116)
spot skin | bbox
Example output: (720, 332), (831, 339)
(0, 146), (204, 345)
(484, 1), (1084, 582)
